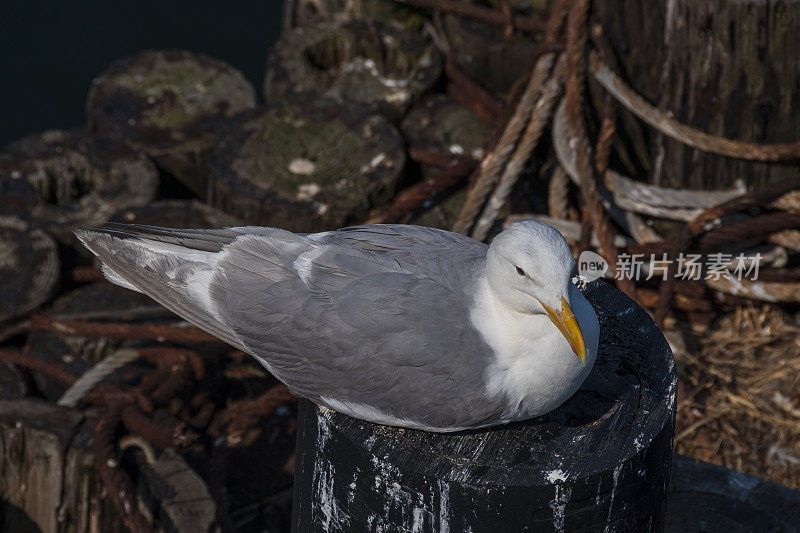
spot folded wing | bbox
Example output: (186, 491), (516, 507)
(76, 224), (500, 429)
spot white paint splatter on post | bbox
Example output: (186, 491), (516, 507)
(550, 484), (573, 532)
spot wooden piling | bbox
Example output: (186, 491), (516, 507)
(293, 280), (677, 532)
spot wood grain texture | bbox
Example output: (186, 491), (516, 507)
(293, 280), (677, 532)
(593, 0), (800, 190)
(133, 449), (217, 533)
(442, 13), (543, 98)
(0, 216), (59, 322)
(0, 399), (123, 533)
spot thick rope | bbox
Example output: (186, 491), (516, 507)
(563, 0), (639, 299)
(58, 349), (141, 407)
(471, 56), (566, 241)
(451, 0), (569, 235)
(589, 51), (800, 162)
(548, 165), (572, 220)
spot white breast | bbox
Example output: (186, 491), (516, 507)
(470, 279), (598, 420)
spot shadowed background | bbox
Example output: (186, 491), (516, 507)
(0, 1), (283, 146)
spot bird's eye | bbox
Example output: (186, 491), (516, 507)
(515, 266), (526, 276)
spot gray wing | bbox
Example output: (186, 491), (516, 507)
(76, 224), (502, 429)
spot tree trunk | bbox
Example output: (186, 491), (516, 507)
(292, 281), (677, 532)
(593, 0), (800, 190)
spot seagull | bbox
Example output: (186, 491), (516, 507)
(76, 221), (599, 432)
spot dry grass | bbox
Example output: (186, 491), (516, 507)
(673, 305), (800, 489)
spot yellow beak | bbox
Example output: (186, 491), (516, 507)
(541, 297), (586, 365)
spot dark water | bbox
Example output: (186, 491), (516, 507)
(0, 1), (284, 147)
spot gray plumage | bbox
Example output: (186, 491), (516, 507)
(77, 224), (505, 428)
(76, 221), (598, 431)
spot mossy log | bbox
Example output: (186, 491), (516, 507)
(87, 50), (256, 198)
(666, 454), (800, 531)
(400, 95), (493, 228)
(0, 215), (59, 323)
(293, 281), (677, 532)
(0, 399), (123, 533)
(0, 129), (158, 245)
(401, 94), (493, 165)
(109, 199), (242, 228)
(283, 0), (426, 30)
(265, 20), (442, 121)
(209, 100), (404, 231)
(26, 283), (164, 401)
(593, 0), (800, 190)
(442, 13), (542, 98)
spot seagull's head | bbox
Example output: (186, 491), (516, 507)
(486, 220), (586, 364)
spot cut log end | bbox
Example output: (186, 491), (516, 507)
(87, 50), (256, 150)
(0, 216), (59, 322)
(86, 49), (256, 197)
(210, 101), (404, 231)
(0, 130), (158, 244)
(265, 19), (442, 121)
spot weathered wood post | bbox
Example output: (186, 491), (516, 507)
(592, 0), (800, 190)
(293, 281), (677, 532)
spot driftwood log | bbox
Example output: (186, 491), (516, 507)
(293, 280), (677, 532)
(0, 399), (123, 533)
(209, 100), (404, 231)
(593, 0), (800, 189)
(666, 454), (800, 531)
(0, 400), (217, 532)
(0, 215), (59, 323)
(86, 49), (256, 198)
(129, 448), (217, 532)
(0, 129), (158, 246)
(265, 19), (442, 121)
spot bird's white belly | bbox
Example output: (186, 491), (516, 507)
(471, 279), (594, 420)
